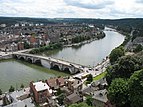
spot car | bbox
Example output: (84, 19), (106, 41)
(70, 63), (74, 66)
(95, 69), (98, 71)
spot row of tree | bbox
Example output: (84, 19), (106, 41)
(0, 84), (25, 95)
(71, 35), (91, 43)
(71, 32), (105, 44)
(29, 43), (62, 54)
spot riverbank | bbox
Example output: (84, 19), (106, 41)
(64, 38), (99, 47)
(64, 32), (105, 48)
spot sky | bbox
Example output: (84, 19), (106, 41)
(0, 0), (143, 19)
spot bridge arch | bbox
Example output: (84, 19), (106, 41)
(27, 58), (33, 63)
(63, 67), (71, 74)
(13, 55), (18, 59)
(19, 56), (25, 61)
(52, 65), (61, 71)
(50, 63), (61, 71)
(34, 59), (41, 65)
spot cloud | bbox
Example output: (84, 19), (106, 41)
(0, 0), (143, 19)
(63, 0), (113, 9)
(136, 0), (143, 3)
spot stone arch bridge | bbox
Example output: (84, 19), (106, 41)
(13, 53), (85, 74)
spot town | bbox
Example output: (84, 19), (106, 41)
(0, 20), (110, 107)
(0, 22), (105, 53)
(0, 17), (143, 107)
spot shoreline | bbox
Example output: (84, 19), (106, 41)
(63, 33), (105, 48)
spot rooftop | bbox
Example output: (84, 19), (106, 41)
(92, 89), (108, 103)
(33, 81), (52, 93)
(66, 92), (83, 104)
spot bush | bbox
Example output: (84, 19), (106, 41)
(133, 44), (143, 53)
(0, 89), (2, 95)
(29, 43), (63, 54)
(109, 46), (125, 64)
(9, 86), (15, 92)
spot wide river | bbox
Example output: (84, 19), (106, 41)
(0, 27), (125, 92)
(46, 27), (125, 66)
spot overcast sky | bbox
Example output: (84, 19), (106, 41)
(0, 0), (143, 19)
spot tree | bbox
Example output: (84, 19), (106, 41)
(9, 85), (15, 92)
(133, 44), (143, 53)
(0, 89), (2, 95)
(56, 88), (63, 96)
(86, 96), (93, 106)
(3, 95), (10, 106)
(57, 94), (65, 105)
(128, 69), (143, 107)
(20, 84), (24, 89)
(106, 66), (116, 85)
(24, 42), (30, 49)
(86, 74), (93, 84)
(108, 78), (129, 107)
(109, 46), (125, 64)
(106, 55), (142, 84)
(69, 102), (92, 107)
(115, 55), (140, 78)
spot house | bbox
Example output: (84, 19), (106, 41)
(46, 78), (57, 89)
(17, 42), (24, 50)
(57, 77), (65, 87)
(66, 77), (82, 92)
(92, 89), (114, 107)
(46, 77), (65, 90)
(30, 81), (52, 104)
(3, 88), (34, 107)
(82, 85), (98, 96)
(29, 36), (37, 48)
(91, 78), (108, 90)
(64, 91), (83, 105)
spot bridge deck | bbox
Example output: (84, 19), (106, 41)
(13, 53), (87, 69)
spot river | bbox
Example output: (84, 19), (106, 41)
(0, 60), (69, 92)
(0, 27), (125, 92)
(46, 27), (125, 66)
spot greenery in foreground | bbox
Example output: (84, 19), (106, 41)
(109, 46), (125, 64)
(107, 51), (143, 107)
(69, 102), (93, 107)
(108, 69), (143, 107)
(133, 44), (143, 53)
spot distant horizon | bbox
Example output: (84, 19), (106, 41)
(0, 0), (143, 19)
(0, 16), (143, 20)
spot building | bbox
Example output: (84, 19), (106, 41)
(30, 81), (52, 104)
(0, 24), (6, 27)
(92, 89), (114, 107)
(17, 42), (24, 50)
(46, 77), (65, 89)
(64, 91), (83, 105)
(29, 36), (37, 48)
(66, 77), (82, 92)
(3, 88), (35, 107)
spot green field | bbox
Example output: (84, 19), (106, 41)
(93, 71), (107, 81)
